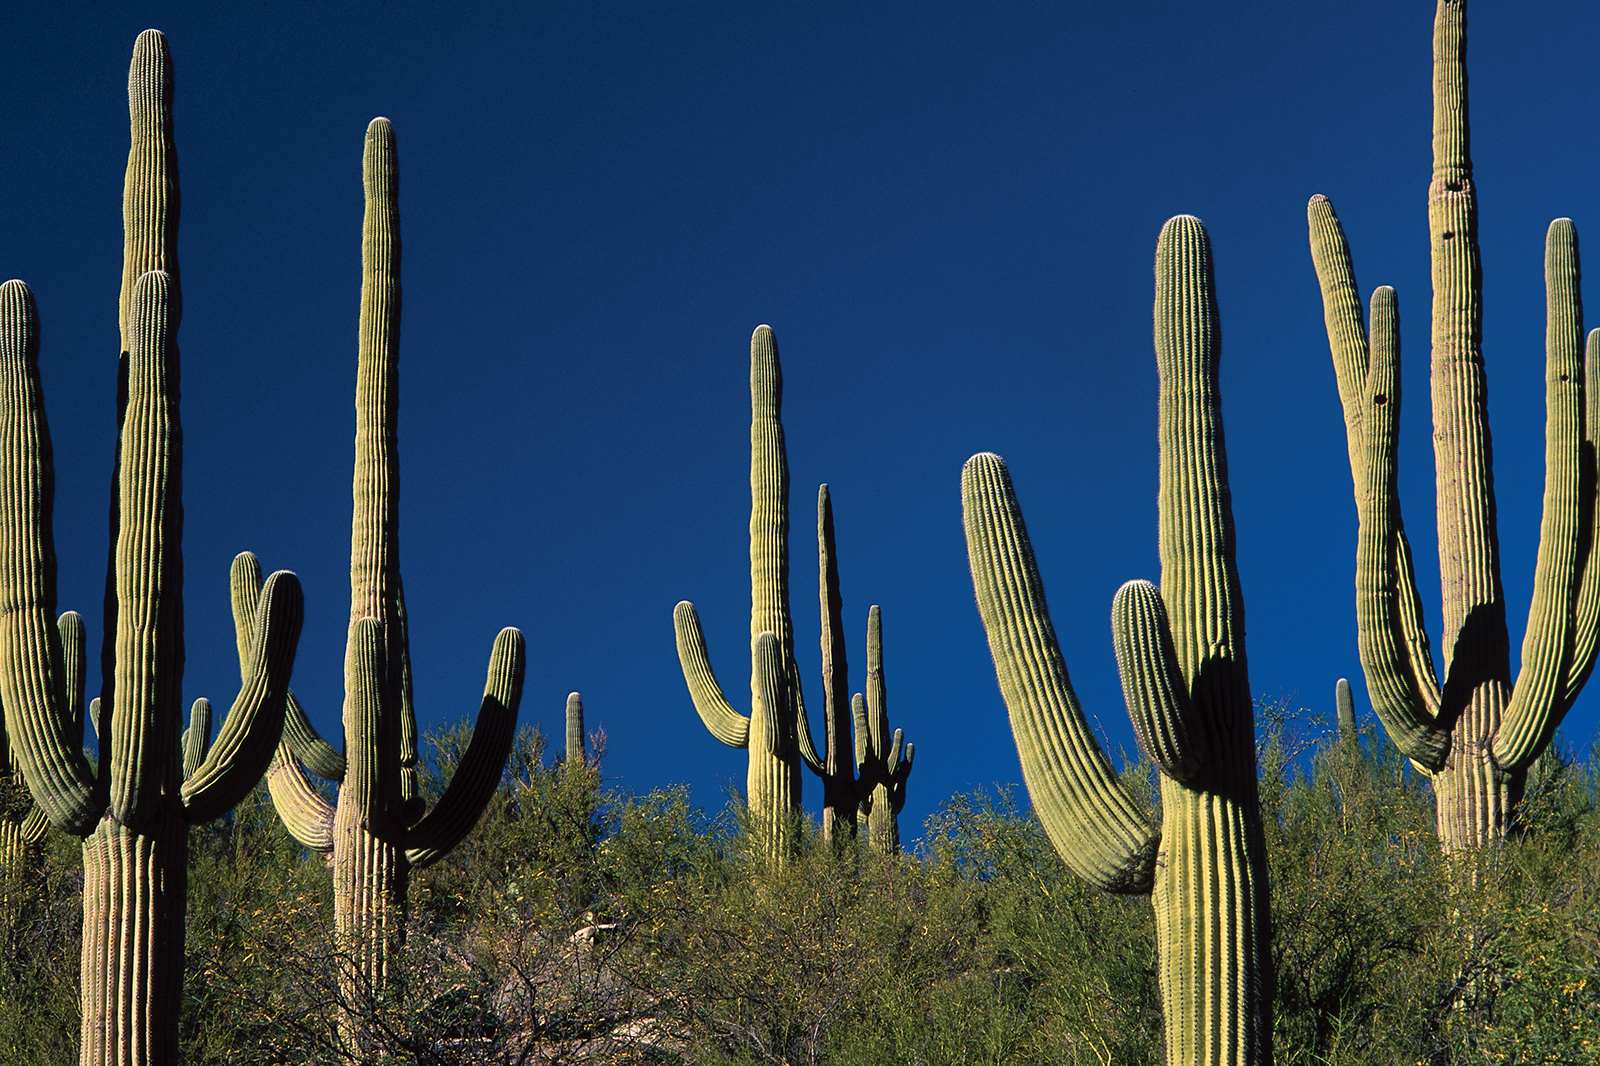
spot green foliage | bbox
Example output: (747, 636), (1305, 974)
(1, 714), (1596, 1063)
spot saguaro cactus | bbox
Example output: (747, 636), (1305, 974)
(0, 34), (307, 1066)
(964, 216), (1272, 1066)
(0, 612), (76, 872)
(251, 117), (525, 1033)
(566, 691), (585, 765)
(1307, 0), (1600, 850)
(816, 485), (913, 847)
(674, 331), (912, 855)
(0, 273), (303, 1066)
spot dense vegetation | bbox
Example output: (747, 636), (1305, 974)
(2, 704), (1596, 1065)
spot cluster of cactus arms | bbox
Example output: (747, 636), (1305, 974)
(963, 216), (1273, 1066)
(1307, 0), (1600, 851)
(0, 31), (308, 1066)
(246, 116), (526, 1039)
(674, 326), (912, 856)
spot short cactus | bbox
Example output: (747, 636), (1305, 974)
(0, 35), (307, 1066)
(249, 118), (525, 1041)
(675, 330), (912, 855)
(1306, 0), (1600, 849)
(566, 691), (586, 765)
(963, 216), (1272, 1065)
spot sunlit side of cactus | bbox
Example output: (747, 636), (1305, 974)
(963, 217), (1272, 1065)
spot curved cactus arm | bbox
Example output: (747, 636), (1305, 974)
(1494, 219), (1586, 772)
(88, 699), (103, 741)
(266, 744), (335, 851)
(181, 698), (212, 781)
(18, 805), (46, 846)
(1111, 579), (1205, 783)
(1335, 677), (1357, 739)
(0, 278), (100, 835)
(850, 692), (870, 787)
(1355, 287), (1451, 769)
(887, 733), (912, 814)
(674, 601), (751, 747)
(107, 269), (183, 827)
(393, 581), (424, 826)
(404, 627), (524, 869)
(751, 632), (789, 759)
(230, 552), (344, 780)
(182, 571), (304, 823)
(565, 691), (585, 765)
(1309, 196), (1447, 723)
(57, 610), (85, 749)
(1562, 327), (1600, 706)
(962, 452), (1159, 894)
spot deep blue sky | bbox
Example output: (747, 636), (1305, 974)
(2, 2), (1597, 846)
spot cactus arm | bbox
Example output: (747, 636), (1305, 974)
(0, 279), (100, 834)
(393, 579), (423, 825)
(565, 691), (585, 764)
(107, 270), (184, 826)
(1111, 579), (1205, 783)
(1493, 219), (1585, 771)
(230, 551), (345, 781)
(58, 610), (85, 749)
(962, 452), (1159, 894)
(181, 570), (304, 823)
(751, 633), (787, 759)
(1562, 327), (1600, 705)
(181, 698), (211, 781)
(674, 600), (751, 747)
(18, 805), (46, 846)
(404, 627), (525, 869)
(1355, 287), (1452, 768)
(266, 743), (335, 851)
(850, 692), (870, 787)
(1307, 194), (1374, 482)
(1335, 678), (1357, 739)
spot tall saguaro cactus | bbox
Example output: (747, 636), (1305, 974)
(251, 117), (526, 1034)
(0, 34), (307, 1066)
(964, 216), (1272, 1066)
(674, 330), (912, 855)
(1307, 0), (1600, 850)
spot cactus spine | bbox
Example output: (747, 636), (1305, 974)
(252, 118), (526, 1039)
(964, 216), (1272, 1065)
(1307, 0), (1600, 850)
(675, 330), (912, 855)
(0, 36), (307, 1066)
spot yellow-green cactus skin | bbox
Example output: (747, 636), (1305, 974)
(0, 36), (307, 1066)
(964, 216), (1272, 1066)
(675, 331), (912, 855)
(1307, 0), (1600, 850)
(249, 118), (525, 1035)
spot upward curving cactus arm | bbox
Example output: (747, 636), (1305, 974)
(1112, 579), (1204, 784)
(1493, 220), (1592, 771)
(0, 279), (100, 836)
(674, 600), (752, 747)
(962, 452), (1159, 894)
(180, 570), (303, 823)
(404, 627), (525, 869)
(181, 698), (212, 781)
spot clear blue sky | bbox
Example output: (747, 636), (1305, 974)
(2, 2), (1597, 845)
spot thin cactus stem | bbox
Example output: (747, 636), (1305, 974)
(566, 691), (585, 765)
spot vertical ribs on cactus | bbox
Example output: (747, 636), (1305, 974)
(674, 327), (912, 855)
(0, 35), (309, 1066)
(249, 117), (526, 1018)
(963, 216), (1272, 1065)
(1306, 0), (1600, 850)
